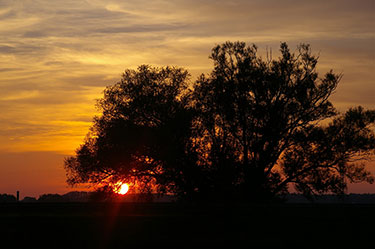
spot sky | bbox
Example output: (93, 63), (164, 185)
(0, 0), (374, 198)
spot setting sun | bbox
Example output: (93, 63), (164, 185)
(117, 183), (129, 195)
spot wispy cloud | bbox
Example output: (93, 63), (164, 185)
(0, 0), (374, 153)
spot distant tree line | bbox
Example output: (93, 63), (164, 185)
(65, 42), (375, 201)
(0, 194), (17, 203)
(0, 192), (165, 203)
(3, 192), (375, 204)
(0, 192), (90, 203)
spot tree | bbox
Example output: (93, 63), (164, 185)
(280, 106), (375, 197)
(192, 42), (374, 199)
(0, 194), (17, 203)
(65, 65), (201, 198)
(65, 42), (375, 201)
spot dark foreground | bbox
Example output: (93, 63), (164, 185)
(0, 202), (374, 249)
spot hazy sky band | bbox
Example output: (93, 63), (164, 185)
(0, 0), (374, 196)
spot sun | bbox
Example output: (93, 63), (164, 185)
(117, 183), (129, 195)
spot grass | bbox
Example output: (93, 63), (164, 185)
(0, 202), (374, 248)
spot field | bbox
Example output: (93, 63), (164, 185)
(0, 202), (374, 248)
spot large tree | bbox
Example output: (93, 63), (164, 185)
(192, 42), (374, 199)
(65, 65), (201, 198)
(65, 42), (375, 201)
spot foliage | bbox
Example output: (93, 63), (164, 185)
(65, 65), (201, 198)
(0, 194), (17, 203)
(65, 42), (375, 201)
(38, 194), (64, 202)
(280, 106), (375, 197)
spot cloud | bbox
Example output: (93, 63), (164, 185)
(0, 43), (46, 55)
(0, 0), (374, 154)
(0, 67), (23, 72)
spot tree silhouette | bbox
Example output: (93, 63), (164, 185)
(192, 42), (375, 200)
(65, 65), (201, 198)
(0, 194), (17, 203)
(65, 42), (375, 201)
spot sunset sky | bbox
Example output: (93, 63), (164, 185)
(0, 0), (374, 198)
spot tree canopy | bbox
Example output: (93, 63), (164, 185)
(65, 42), (375, 201)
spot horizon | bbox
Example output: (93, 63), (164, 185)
(4, 190), (375, 201)
(0, 0), (374, 197)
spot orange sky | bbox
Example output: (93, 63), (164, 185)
(0, 0), (374, 198)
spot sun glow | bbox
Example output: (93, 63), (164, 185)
(116, 183), (129, 195)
